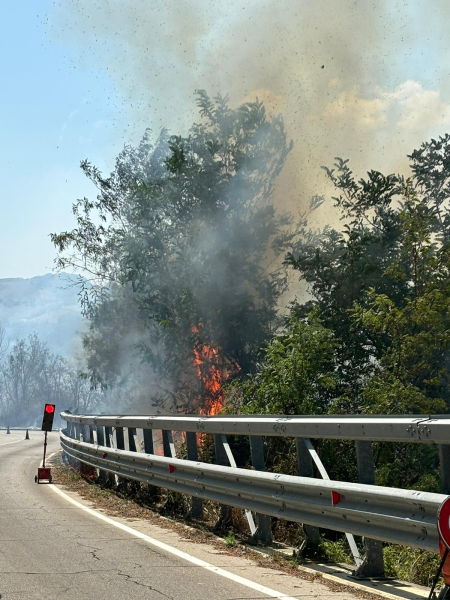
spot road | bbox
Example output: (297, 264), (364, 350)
(0, 430), (360, 600)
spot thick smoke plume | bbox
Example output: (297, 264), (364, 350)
(48, 0), (450, 222)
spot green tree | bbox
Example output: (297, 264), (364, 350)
(0, 333), (101, 426)
(286, 134), (450, 415)
(352, 198), (450, 414)
(230, 135), (450, 492)
(228, 313), (337, 415)
(52, 92), (295, 411)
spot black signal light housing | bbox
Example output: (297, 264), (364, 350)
(42, 404), (56, 432)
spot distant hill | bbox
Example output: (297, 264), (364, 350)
(0, 273), (86, 357)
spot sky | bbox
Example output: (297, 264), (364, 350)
(0, 0), (125, 279)
(1, 0), (450, 279)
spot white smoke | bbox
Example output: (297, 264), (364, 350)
(47, 0), (450, 222)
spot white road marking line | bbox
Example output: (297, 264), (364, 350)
(40, 450), (58, 468)
(49, 483), (299, 600)
(0, 439), (24, 447)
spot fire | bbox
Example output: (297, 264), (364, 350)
(192, 324), (223, 415)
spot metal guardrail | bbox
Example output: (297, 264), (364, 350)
(60, 431), (445, 552)
(60, 411), (450, 579)
(61, 412), (450, 443)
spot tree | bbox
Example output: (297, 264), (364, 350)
(286, 134), (450, 415)
(52, 91), (295, 412)
(0, 322), (8, 363)
(0, 333), (101, 426)
(230, 135), (450, 492)
(352, 198), (450, 414)
(0, 335), (48, 424)
(228, 312), (337, 416)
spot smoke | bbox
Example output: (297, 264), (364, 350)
(100, 336), (176, 415)
(48, 0), (450, 223)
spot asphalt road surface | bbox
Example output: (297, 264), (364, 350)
(0, 430), (357, 600)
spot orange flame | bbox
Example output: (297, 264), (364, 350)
(192, 324), (223, 415)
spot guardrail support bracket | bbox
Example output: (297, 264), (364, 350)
(355, 440), (385, 578)
(249, 435), (272, 543)
(186, 431), (203, 519)
(296, 438), (321, 555)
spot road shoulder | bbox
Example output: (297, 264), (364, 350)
(48, 452), (431, 600)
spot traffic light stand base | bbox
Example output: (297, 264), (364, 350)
(35, 467), (52, 484)
(35, 430), (52, 483)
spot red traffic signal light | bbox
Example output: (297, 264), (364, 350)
(42, 404), (56, 432)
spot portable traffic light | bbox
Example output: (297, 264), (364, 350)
(35, 404), (55, 483)
(41, 404), (56, 432)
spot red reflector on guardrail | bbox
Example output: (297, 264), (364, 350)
(169, 465), (175, 473)
(331, 491), (341, 505)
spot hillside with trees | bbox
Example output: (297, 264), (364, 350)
(0, 324), (101, 427)
(0, 273), (85, 357)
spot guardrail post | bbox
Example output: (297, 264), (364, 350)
(124, 428), (137, 452)
(143, 429), (153, 454)
(354, 440), (385, 579)
(78, 424), (94, 478)
(140, 428), (159, 500)
(91, 426), (100, 479)
(96, 425), (105, 446)
(105, 426), (112, 447)
(440, 445), (450, 495)
(65, 420), (78, 467)
(80, 424), (90, 442)
(220, 434), (257, 535)
(186, 431), (203, 518)
(112, 427), (124, 487)
(296, 438), (321, 556)
(103, 426), (113, 485)
(124, 428), (130, 451)
(249, 435), (272, 543)
(160, 430), (178, 513)
(213, 434), (232, 530)
(162, 430), (175, 458)
(96, 426), (107, 483)
(114, 427), (125, 450)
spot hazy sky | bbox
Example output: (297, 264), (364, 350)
(0, 1), (125, 278)
(2, 0), (450, 279)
